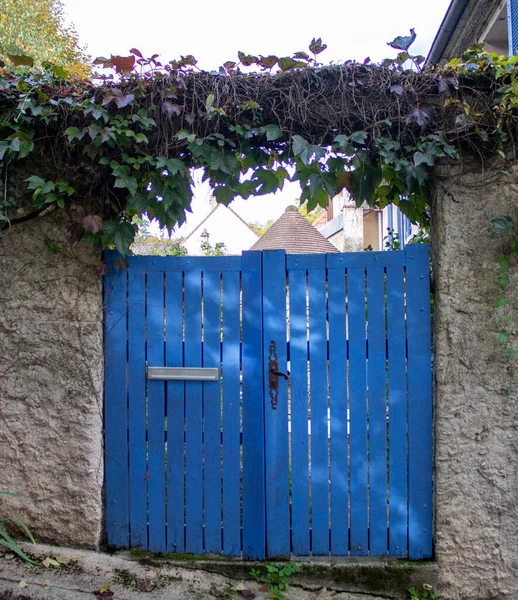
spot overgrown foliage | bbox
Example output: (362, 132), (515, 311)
(1, 41), (517, 261)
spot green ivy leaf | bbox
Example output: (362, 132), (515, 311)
(25, 175), (46, 190)
(260, 125), (283, 141)
(205, 94), (215, 110)
(156, 156), (185, 175)
(114, 174), (138, 196)
(213, 185), (234, 205)
(413, 151), (435, 167)
(349, 131), (368, 144)
(102, 220), (135, 254)
(491, 215), (515, 235)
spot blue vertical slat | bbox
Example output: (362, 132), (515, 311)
(222, 271), (242, 555)
(262, 250), (290, 557)
(307, 262), (329, 555)
(202, 270), (223, 554)
(147, 271), (166, 551)
(406, 245), (432, 559)
(287, 269), (310, 555)
(184, 271), (203, 553)
(328, 268), (348, 555)
(242, 251), (266, 559)
(348, 266), (369, 556)
(165, 271), (185, 552)
(386, 265), (408, 556)
(366, 266), (388, 556)
(508, 0), (518, 54)
(104, 265), (130, 547)
(127, 270), (147, 549)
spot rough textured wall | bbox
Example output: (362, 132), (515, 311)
(0, 213), (104, 549)
(432, 158), (518, 600)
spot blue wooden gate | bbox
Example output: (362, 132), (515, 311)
(104, 245), (432, 559)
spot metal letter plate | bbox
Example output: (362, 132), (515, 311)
(147, 367), (219, 382)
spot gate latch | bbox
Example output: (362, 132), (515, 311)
(268, 340), (289, 410)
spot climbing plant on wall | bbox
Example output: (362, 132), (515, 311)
(1, 41), (517, 265)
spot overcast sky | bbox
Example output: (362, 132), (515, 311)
(62, 0), (452, 230)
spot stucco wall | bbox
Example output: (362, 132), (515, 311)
(0, 213), (104, 549)
(432, 158), (518, 599)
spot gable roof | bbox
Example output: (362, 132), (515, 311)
(250, 205), (338, 254)
(182, 203), (257, 245)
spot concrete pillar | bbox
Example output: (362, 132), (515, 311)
(0, 213), (104, 549)
(432, 158), (518, 599)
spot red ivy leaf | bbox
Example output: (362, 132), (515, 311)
(309, 37), (327, 55)
(66, 224), (85, 245)
(104, 55), (135, 73)
(405, 103), (434, 126)
(130, 48), (143, 58)
(162, 101), (182, 117)
(238, 51), (258, 66)
(83, 215), (103, 234)
(258, 55), (278, 69)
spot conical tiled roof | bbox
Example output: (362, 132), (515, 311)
(250, 205), (338, 254)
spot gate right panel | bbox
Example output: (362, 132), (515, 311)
(272, 245), (432, 559)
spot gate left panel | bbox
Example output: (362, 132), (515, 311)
(104, 253), (264, 557)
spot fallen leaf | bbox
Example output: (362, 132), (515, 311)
(19, 580), (28, 589)
(140, 581), (153, 592)
(235, 583), (247, 591)
(239, 590), (256, 599)
(258, 585), (270, 592)
(56, 556), (71, 565)
(210, 585), (225, 597)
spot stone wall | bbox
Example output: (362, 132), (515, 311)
(0, 213), (104, 549)
(432, 158), (518, 599)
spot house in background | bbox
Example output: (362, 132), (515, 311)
(315, 191), (418, 252)
(251, 205), (338, 253)
(426, 0), (512, 64)
(182, 202), (259, 255)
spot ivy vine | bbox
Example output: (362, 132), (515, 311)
(1, 42), (518, 264)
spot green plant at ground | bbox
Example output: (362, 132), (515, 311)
(491, 214), (518, 381)
(250, 562), (301, 599)
(408, 584), (440, 600)
(0, 492), (37, 565)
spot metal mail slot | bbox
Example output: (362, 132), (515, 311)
(147, 367), (219, 382)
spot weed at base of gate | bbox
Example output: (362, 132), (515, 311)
(250, 562), (301, 599)
(408, 584), (440, 600)
(0, 492), (37, 566)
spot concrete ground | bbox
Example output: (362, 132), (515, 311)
(0, 544), (433, 600)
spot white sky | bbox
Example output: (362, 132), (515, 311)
(62, 0), (452, 232)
